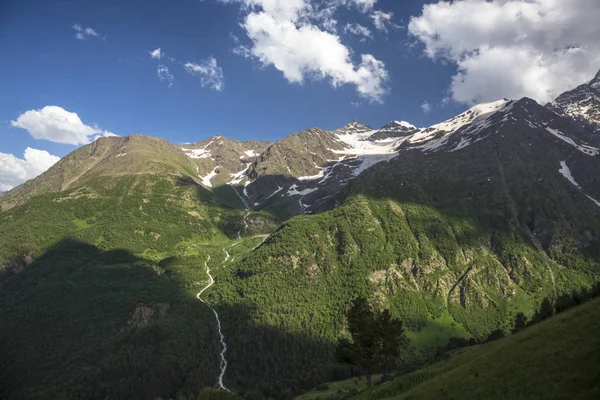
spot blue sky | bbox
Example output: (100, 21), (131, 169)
(1, 0), (599, 190)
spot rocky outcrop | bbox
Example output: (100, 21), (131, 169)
(548, 68), (600, 145)
(125, 303), (171, 329)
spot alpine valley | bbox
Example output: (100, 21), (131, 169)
(2, 70), (600, 400)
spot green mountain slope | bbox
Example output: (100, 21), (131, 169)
(353, 296), (600, 400)
(0, 136), (280, 400)
(0, 86), (599, 400)
(0, 135), (198, 211)
(203, 98), (600, 394)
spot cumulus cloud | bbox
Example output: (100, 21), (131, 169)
(185, 57), (225, 91)
(344, 23), (372, 40)
(224, 0), (389, 102)
(408, 0), (600, 105)
(72, 24), (103, 40)
(0, 148), (60, 191)
(157, 65), (174, 87)
(370, 10), (400, 33)
(11, 106), (117, 145)
(149, 48), (163, 60)
(421, 101), (431, 113)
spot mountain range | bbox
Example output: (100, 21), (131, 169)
(1, 69), (599, 400)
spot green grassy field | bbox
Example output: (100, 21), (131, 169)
(296, 375), (383, 400)
(406, 310), (471, 351)
(353, 297), (600, 400)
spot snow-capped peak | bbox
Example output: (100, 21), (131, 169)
(429, 99), (510, 133)
(393, 120), (416, 129)
(590, 69), (600, 92)
(337, 120), (373, 135)
(403, 98), (512, 152)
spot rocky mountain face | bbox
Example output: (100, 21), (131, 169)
(368, 120), (419, 141)
(214, 82), (600, 389)
(548, 69), (600, 145)
(178, 135), (269, 188)
(235, 120), (421, 217)
(4, 70), (600, 222)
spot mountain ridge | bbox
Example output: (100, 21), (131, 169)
(1, 69), (600, 400)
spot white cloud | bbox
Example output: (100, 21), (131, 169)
(157, 65), (174, 87)
(11, 106), (117, 145)
(225, 0), (389, 102)
(344, 23), (372, 40)
(149, 48), (163, 60)
(408, 0), (600, 105)
(345, 0), (377, 13)
(370, 10), (400, 33)
(72, 24), (103, 40)
(0, 148), (60, 191)
(421, 101), (431, 113)
(185, 57), (225, 91)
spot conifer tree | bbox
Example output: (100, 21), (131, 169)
(336, 298), (405, 387)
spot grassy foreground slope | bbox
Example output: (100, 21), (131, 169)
(354, 297), (600, 400)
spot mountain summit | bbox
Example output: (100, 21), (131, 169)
(549, 68), (600, 145)
(590, 68), (600, 91)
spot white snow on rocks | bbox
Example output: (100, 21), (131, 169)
(545, 127), (599, 156)
(242, 149), (259, 158)
(182, 138), (216, 159)
(183, 147), (212, 159)
(298, 167), (326, 181)
(201, 166), (218, 188)
(330, 128), (403, 177)
(586, 195), (600, 208)
(228, 163), (251, 185)
(558, 160), (600, 208)
(394, 120), (416, 129)
(558, 161), (580, 188)
(287, 184), (318, 196)
(255, 186), (284, 207)
(407, 99), (511, 152)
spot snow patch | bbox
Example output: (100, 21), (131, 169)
(183, 147), (212, 159)
(228, 163), (251, 185)
(201, 167), (218, 188)
(330, 128), (403, 177)
(298, 168), (326, 181)
(393, 120), (416, 129)
(430, 99), (508, 134)
(287, 186), (318, 196)
(182, 138), (215, 159)
(407, 99), (511, 152)
(266, 185), (283, 199)
(558, 160), (600, 208)
(244, 149), (259, 158)
(586, 195), (600, 208)
(558, 161), (580, 188)
(545, 128), (599, 156)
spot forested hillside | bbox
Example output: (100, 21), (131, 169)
(1, 80), (600, 400)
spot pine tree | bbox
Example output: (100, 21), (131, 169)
(513, 312), (527, 332)
(335, 298), (405, 387)
(532, 297), (555, 323)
